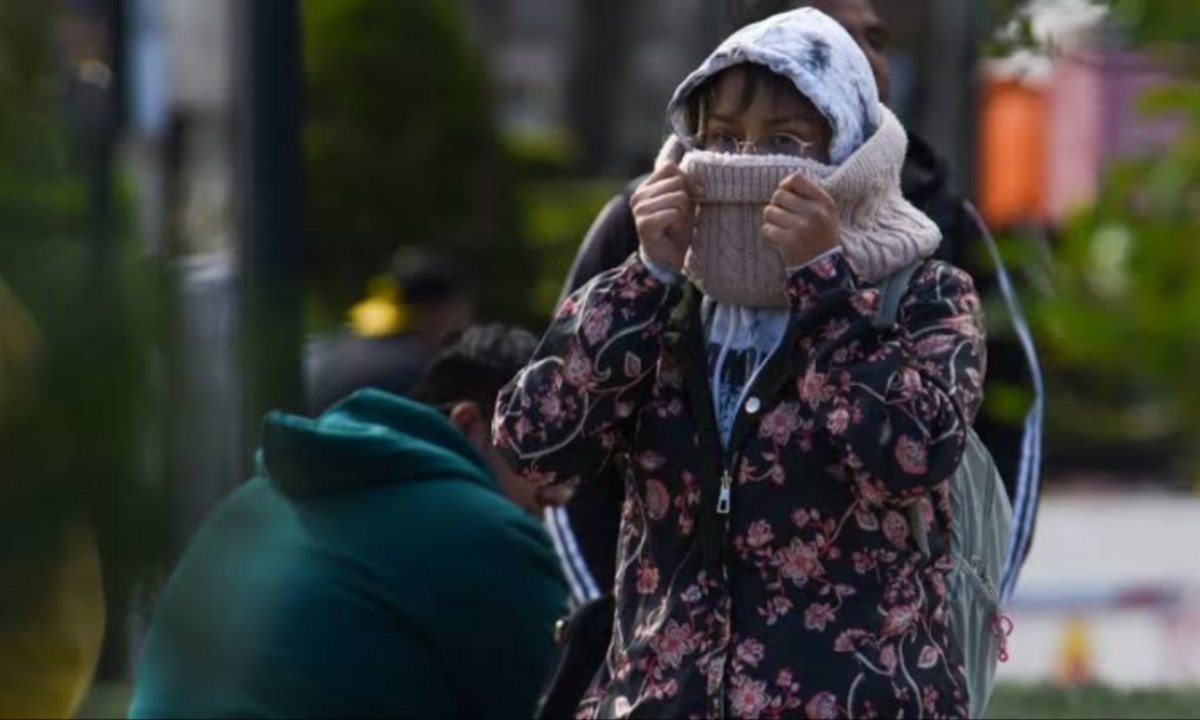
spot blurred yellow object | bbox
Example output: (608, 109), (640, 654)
(347, 275), (409, 338)
(1055, 615), (1095, 686)
(0, 277), (106, 718)
(0, 522), (106, 719)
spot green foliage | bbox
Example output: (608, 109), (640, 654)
(302, 0), (530, 325)
(990, 1), (1200, 476)
(987, 683), (1200, 719)
(0, 4), (170, 589)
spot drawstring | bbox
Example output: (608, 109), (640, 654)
(992, 612), (1014, 663)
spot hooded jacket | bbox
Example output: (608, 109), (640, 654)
(500, 10), (985, 718)
(552, 31), (1041, 623)
(130, 389), (568, 719)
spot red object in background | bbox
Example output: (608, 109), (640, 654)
(978, 77), (1049, 229)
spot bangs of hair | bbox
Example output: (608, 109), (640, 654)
(684, 64), (801, 136)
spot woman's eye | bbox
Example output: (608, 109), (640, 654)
(707, 132), (740, 152)
(772, 134), (809, 155)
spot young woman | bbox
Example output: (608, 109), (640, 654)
(495, 9), (985, 718)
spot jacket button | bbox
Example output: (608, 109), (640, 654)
(745, 397), (761, 414)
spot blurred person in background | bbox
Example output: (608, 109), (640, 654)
(305, 247), (473, 414)
(129, 324), (568, 718)
(0, 276), (105, 718)
(498, 8), (986, 716)
(550, 0), (1042, 615)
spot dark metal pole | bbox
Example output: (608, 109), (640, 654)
(234, 0), (305, 466)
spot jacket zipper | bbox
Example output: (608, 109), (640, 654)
(715, 462), (734, 719)
(716, 469), (732, 515)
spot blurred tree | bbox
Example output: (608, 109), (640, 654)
(0, 0), (170, 685)
(303, 0), (530, 327)
(989, 1), (1200, 482)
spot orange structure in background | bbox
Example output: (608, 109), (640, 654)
(978, 77), (1050, 228)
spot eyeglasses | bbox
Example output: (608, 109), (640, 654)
(690, 131), (816, 159)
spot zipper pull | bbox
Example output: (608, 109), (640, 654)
(716, 471), (732, 515)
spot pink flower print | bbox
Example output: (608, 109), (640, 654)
(883, 510), (909, 548)
(539, 393), (563, 422)
(776, 669), (794, 688)
(915, 334), (956, 357)
(762, 594), (795, 625)
(804, 603), (836, 631)
(791, 509), (810, 528)
(769, 463), (786, 485)
(562, 344), (592, 387)
(651, 621), (698, 668)
(923, 686), (941, 714)
(852, 550), (876, 574)
(805, 692), (840, 720)
(799, 369), (833, 407)
(636, 451), (667, 471)
(583, 305), (612, 345)
(918, 645), (940, 669)
(623, 351), (643, 377)
(880, 644), (898, 675)
(898, 367), (923, 398)
(881, 604), (918, 638)
(746, 520), (775, 549)
(834, 629), (869, 653)
(856, 477), (886, 506)
(855, 508), (879, 531)
(729, 676), (770, 719)
(645, 480), (670, 521)
(895, 435), (929, 475)
(735, 638), (766, 668)
(851, 289), (880, 315)
(636, 562), (659, 596)
(758, 403), (801, 445)
(826, 406), (851, 435)
(776, 538), (824, 588)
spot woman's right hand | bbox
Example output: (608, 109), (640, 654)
(630, 162), (701, 272)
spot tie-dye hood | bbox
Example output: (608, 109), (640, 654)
(666, 7), (882, 165)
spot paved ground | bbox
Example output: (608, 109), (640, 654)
(1000, 489), (1200, 688)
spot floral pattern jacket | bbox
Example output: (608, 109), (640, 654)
(494, 251), (986, 719)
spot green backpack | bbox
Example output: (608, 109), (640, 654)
(879, 262), (1014, 719)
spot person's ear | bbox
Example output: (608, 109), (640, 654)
(448, 402), (488, 445)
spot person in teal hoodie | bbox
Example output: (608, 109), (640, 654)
(129, 325), (569, 719)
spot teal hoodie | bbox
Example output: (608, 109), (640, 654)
(130, 390), (568, 719)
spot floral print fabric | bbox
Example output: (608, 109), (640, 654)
(494, 251), (985, 719)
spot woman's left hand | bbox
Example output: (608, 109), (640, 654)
(762, 172), (840, 267)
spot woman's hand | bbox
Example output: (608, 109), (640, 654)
(630, 162), (702, 272)
(762, 172), (840, 267)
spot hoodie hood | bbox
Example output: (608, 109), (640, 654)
(259, 389), (494, 498)
(666, 8), (882, 165)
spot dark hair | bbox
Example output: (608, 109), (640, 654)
(389, 246), (465, 306)
(412, 323), (538, 412)
(684, 63), (803, 137)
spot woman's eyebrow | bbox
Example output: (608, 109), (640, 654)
(766, 113), (815, 126)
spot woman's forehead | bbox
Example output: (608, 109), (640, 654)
(706, 68), (819, 119)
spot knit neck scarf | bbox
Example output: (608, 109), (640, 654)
(679, 106), (942, 309)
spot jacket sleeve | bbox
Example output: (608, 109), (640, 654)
(555, 192), (642, 308)
(495, 254), (682, 488)
(786, 253), (986, 498)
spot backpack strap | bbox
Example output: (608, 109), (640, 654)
(878, 261), (924, 325)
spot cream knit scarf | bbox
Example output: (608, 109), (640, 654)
(676, 107), (941, 308)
